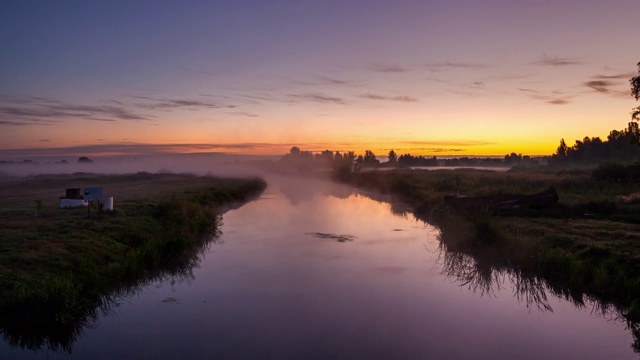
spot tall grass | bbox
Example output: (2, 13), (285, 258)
(0, 174), (266, 351)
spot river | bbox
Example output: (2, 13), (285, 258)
(2, 176), (637, 359)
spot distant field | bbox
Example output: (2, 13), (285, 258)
(0, 172), (244, 212)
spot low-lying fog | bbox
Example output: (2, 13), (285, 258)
(0, 153), (278, 177)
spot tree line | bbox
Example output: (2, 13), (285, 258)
(549, 62), (640, 167)
(277, 146), (539, 180)
(279, 62), (640, 172)
(549, 122), (640, 166)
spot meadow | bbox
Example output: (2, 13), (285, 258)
(0, 172), (266, 350)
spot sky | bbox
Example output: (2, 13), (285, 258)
(1, 0), (638, 160)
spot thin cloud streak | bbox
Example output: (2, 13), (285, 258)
(360, 93), (418, 102)
(532, 55), (584, 66)
(527, 93), (573, 105)
(293, 76), (358, 87)
(1, 140), (497, 158)
(225, 112), (259, 118)
(0, 95), (150, 126)
(288, 93), (348, 105)
(593, 73), (636, 80)
(370, 63), (408, 73)
(133, 96), (235, 111)
(426, 61), (489, 71)
(400, 140), (495, 147)
(583, 78), (629, 98)
(0, 142), (295, 157)
(547, 99), (570, 105)
(584, 80), (611, 93)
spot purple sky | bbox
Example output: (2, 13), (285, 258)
(1, 0), (638, 158)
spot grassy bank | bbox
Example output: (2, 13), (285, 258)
(0, 172), (266, 351)
(346, 168), (640, 323)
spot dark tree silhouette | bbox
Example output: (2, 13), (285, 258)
(332, 151), (356, 181)
(77, 157), (94, 164)
(504, 152), (523, 165)
(289, 146), (301, 156)
(549, 123), (640, 167)
(398, 154), (439, 167)
(388, 150), (397, 165)
(631, 61), (640, 121)
(362, 150), (380, 167)
(316, 150), (334, 167)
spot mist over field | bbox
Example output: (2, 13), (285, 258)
(0, 153), (278, 177)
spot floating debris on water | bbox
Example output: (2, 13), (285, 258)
(162, 297), (178, 303)
(307, 232), (355, 243)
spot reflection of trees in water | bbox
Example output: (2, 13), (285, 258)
(437, 247), (553, 312)
(436, 234), (640, 353)
(276, 176), (355, 206)
(0, 233), (221, 353)
(274, 175), (416, 222)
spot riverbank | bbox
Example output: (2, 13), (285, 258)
(0, 172), (266, 350)
(345, 168), (640, 325)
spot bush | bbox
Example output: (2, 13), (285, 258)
(593, 162), (640, 182)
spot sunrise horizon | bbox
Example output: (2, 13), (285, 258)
(1, 1), (638, 162)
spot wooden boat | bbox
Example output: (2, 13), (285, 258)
(444, 187), (559, 215)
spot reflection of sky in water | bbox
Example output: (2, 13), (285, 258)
(3, 176), (637, 359)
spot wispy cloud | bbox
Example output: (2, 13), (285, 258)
(0, 141), (352, 158)
(370, 63), (408, 73)
(134, 96), (234, 111)
(584, 80), (611, 93)
(583, 77), (629, 98)
(288, 93), (348, 105)
(400, 140), (495, 147)
(517, 87), (573, 105)
(317, 76), (351, 85)
(547, 99), (570, 105)
(532, 54), (584, 66)
(0, 143), (277, 157)
(294, 76), (356, 86)
(426, 61), (489, 71)
(524, 90), (573, 105)
(468, 82), (485, 89)
(0, 95), (150, 126)
(225, 112), (259, 117)
(0, 119), (59, 126)
(360, 93), (418, 102)
(593, 73), (635, 80)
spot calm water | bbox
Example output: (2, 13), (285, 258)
(2, 176), (637, 359)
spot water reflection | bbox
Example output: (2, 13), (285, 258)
(2, 176), (639, 359)
(0, 232), (221, 354)
(438, 249), (553, 312)
(436, 223), (640, 354)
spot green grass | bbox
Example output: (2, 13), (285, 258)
(0, 172), (266, 351)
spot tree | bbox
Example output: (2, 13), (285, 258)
(317, 150), (334, 166)
(332, 151), (356, 181)
(388, 150), (397, 165)
(632, 62), (640, 121)
(289, 146), (301, 156)
(77, 156), (94, 164)
(503, 152), (522, 165)
(362, 150), (380, 167)
(556, 139), (568, 158)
